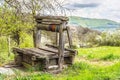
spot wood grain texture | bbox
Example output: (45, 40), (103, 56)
(35, 16), (69, 21)
(58, 22), (65, 70)
(66, 26), (73, 48)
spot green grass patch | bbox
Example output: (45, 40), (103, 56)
(77, 46), (120, 60)
(11, 62), (120, 80)
(0, 36), (14, 66)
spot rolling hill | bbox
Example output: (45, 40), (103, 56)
(69, 16), (120, 31)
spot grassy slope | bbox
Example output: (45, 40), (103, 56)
(1, 46), (120, 80)
(69, 16), (120, 29)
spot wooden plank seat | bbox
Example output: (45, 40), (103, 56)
(13, 46), (76, 71)
(13, 47), (73, 59)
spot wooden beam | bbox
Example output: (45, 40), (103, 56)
(35, 16), (69, 21)
(45, 57), (49, 70)
(37, 19), (62, 22)
(56, 32), (59, 46)
(35, 29), (41, 48)
(38, 47), (58, 54)
(36, 24), (67, 32)
(45, 44), (77, 54)
(36, 20), (62, 24)
(58, 22), (65, 71)
(66, 26), (73, 48)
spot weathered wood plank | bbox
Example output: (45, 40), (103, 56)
(13, 47), (72, 58)
(66, 26), (73, 48)
(37, 19), (62, 22)
(45, 44), (77, 54)
(45, 57), (49, 70)
(35, 29), (41, 48)
(58, 22), (65, 71)
(36, 20), (62, 25)
(39, 22), (62, 25)
(36, 24), (67, 32)
(25, 48), (54, 56)
(13, 48), (46, 58)
(38, 47), (58, 54)
(38, 47), (69, 54)
(55, 33), (59, 46)
(35, 16), (69, 21)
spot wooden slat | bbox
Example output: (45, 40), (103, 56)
(37, 19), (62, 22)
(38, 47), (58, 54)
(25, 48), (55, 56)
(36, 24), (67, 31)
(35, 16), (69, 21)
(38, 47), (69, 54)
(13, 48), (46, 58)
(39, 22), (62, 25)
(36, 20), (62, 25)
(45, 44), (77, 54)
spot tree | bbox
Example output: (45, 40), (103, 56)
(0, 3), (33, 46)
(4, 0), (69, 47)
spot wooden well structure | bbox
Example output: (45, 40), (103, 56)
(13, 16), (76, 73)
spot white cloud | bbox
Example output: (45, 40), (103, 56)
(66, 0), (120, 22)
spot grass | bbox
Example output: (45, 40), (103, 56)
(6, 62), (120, 80)
(77, 46), (120, 61)
(1, 40), (120, 80)
(0, 36), (15, 66)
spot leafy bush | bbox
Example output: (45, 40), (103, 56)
(100, 31), (120, 46)
(77, 30), (120, 47)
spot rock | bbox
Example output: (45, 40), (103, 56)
(0, 67), (15, 75)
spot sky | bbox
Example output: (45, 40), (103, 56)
(65, 0), (120, 22)
(0, 0), (120, 22)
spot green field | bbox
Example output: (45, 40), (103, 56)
(1, 46), (120, 80)
(77, 46), (120, 61)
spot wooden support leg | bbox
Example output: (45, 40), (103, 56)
(45, 57), (49, 71)
(55, 32), (59, 46)
(14, 53), (22, 66)
(58, 23), (65, 71)
(66, 26), (72, 48)
(34, 28), (41, 48)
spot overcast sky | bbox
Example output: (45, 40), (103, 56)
(65, 0), (120, 22)
(0, 0), (120, 22)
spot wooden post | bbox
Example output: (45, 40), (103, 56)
(34, 28), (41, 48)
(45, 57), (49, 71)
(36, 29), (41, 48)
(66, 26), (73, 48)
(55, 32), (59, 46)
(58, 22), (65, 71)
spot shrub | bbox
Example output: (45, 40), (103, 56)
(99, 31), (120, 46)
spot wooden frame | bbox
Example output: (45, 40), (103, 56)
(34, 16), (70, 71)
(13, 16), (76, 73)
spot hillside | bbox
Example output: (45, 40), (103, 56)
(69, 16), (120, 31)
